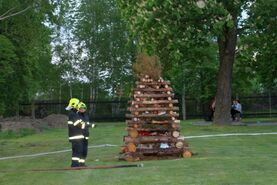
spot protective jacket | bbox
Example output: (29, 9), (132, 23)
(67, 109), (85, 140)
(78, 112), (90, 140)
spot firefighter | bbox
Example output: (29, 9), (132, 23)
(65, 98), (85, 167)
(77, 102), (90, 167)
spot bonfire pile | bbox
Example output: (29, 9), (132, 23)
(120, 74), (192, 161)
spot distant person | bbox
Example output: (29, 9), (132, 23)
(207, 97), (216, 121)
(77, 102), (93, 167)
(65, 98), (85, 167)
(231, 99), (242, 121)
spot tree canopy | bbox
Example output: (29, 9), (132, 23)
(0, 0), (275, 120)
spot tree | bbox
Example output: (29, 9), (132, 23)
(0, 35), (18, 115)
(241, 0), (277, 91)
(117, 0), (275, 124)
(0, 0), (56, 116)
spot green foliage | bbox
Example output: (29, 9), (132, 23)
(72, 0), (136, 98)
(239, 0), (277, 90)
(168, 45), (218, 100)
(117, 0), (276, 100)
(0, 0), (57, 115)
(0, 35), (18, 114)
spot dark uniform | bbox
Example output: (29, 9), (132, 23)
(67, 109), (85, 167)
(78, 112), (90, 165)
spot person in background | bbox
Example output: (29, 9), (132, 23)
(231, 99), (242, 121)
(208, 97), (216, 121)
(77, 102), (95, 167)
(65, 98), (85, 167)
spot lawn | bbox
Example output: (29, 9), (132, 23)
(0, 121), (276, 185)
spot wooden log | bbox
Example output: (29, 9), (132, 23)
(175, 141), (184, 148)
(126, 113), (179, 118)
(129, 100), (178, 105)
(126, 121), (181, 130)
(134, 94), (174, 98)
(133, 88), (173, 92)
(126, 127), (180, 132)
(124, 136), (180, 144)
(172, 122), (180, 129)
(172, 131), (180, 138)
(151, 120), (170, 124)
(128, 107), (179, 112)
(121, 153), (141, 162)
(126, 119), (180, 125)
(135, 81), (171, 85)
(136, 148), (184, 156)
(127, 143), (136, 152)
(182, 150), (192, 158)
(129, 130), (138, 138)
(127, 124), (181, 130)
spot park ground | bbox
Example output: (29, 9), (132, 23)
(0, 119), (277, 185)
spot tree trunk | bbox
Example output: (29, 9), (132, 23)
(69, 84), (72, 98)
(89, 85), (94, 116)
(214, 22), (237, 125)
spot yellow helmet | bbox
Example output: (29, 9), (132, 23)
(77, 102), (87, 111)
(65, 98), (80, 110)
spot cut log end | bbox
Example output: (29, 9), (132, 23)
(172, 131), (180, 138)
(127, 143), (137, 152)
(129, 130), (139, 138)
(175, 141), (184, 149)
(182, 150), (192, 158)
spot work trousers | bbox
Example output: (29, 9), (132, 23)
(231, 109), (241, 121)
(82, 139), (88, 160)
(71, 139), (84, 167)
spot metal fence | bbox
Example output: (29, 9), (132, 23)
(18, 94), (277, 121)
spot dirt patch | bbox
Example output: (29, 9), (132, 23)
(42, 114), (68, 128)
(0, 114), (68, 132)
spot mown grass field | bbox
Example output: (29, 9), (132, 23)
(0, 120), (276, 185)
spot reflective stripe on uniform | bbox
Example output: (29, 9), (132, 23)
(73, 119), (82, 126)
(69, 135), (84, 140)
(81, 122), (85, 129)
(85, 137), (89, 140)
(67, 121), (73, 125)
(72, 157), (80, 161)
(79, 159), (85, 163)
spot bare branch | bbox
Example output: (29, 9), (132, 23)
(0, 6), (31, 21)
(0, 7), (16, 17)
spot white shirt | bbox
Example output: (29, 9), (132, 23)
(235, 103), (242, 113)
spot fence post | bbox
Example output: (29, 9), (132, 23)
(16, 103), (19, 120)
(31, 101), (35, 119)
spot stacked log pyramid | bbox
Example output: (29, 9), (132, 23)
(120, 75), (192, 161)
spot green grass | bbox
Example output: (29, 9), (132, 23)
(0, 128), (36, 139)
(0, 121), (277, 185)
